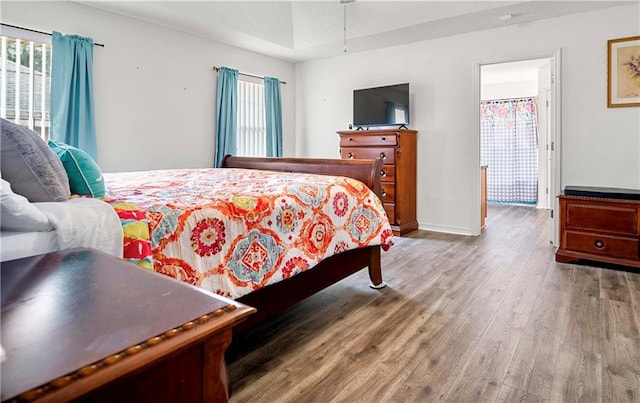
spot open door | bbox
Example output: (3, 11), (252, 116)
(476, 50), (561, 244)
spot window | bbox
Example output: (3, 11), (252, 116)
(236, 79), (266, 157)
(394, 105), (408, 124)
(0, 35), (52, 140)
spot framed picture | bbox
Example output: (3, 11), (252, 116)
(608, 36), (640, 107)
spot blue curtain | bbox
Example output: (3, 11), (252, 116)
(264, 77), (283, 157)
(214, 67), (238, 167)
(50, 31), (97, 160)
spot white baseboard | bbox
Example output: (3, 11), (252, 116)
(417, 222), (474, 236)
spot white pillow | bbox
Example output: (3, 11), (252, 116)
(1, 178), (53, 231)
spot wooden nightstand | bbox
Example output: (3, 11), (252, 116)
(556, 186), (640, 269)
(1, 248), (255, 402)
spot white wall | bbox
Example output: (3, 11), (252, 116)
(3, 1), (296, 172)
(481, 81), (538, 100)
(5, 2), (639, 236)
(295, 4), (640, 235)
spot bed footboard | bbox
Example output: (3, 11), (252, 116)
(221, 155), (383, 199)
(235, 245), (382, 333)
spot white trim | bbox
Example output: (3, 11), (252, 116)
(550, 48), (562, 247)
(473, 49), (563, 243)
(471, 61), (482, 236)
(1, 36), (7, 119)
(14, 38), (20, 124)
(40, 42), (47, 139)
(419, 222), (474, 237)
(28, 41), (35, 130)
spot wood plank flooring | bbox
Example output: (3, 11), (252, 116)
(227, 204), (640, 402)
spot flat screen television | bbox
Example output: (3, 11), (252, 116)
(353, 83), (409, 127)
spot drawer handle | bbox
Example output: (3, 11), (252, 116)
(348, 152), (354, 159)
(380, 152), (386, 159)
(381, 137), (386, 141)
(380, 170), (387, 177)
(348, 137), (353, 141)
(382, 191), (387, 197)
(594, 240), (605, 249)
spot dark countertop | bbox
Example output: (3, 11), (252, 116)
(563, 185), (640, 200)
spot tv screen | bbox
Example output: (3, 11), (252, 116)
(353, 83), (409, 127)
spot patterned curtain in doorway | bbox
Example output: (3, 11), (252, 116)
(480, 98), (538, 205)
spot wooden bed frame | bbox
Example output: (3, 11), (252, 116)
(220, 155), (387, 332)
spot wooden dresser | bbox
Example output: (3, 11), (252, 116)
(338, 128), (418, 236)
(1, 248), (255, 402)
(556, 186), (640, 269)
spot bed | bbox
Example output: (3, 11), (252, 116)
(103, 155), (394, 331)
(1, 133), (393, 331)
(1, 119), (396, 403)
(0, 189), (125, 262)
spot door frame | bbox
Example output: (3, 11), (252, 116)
(472, 49), (562, 244)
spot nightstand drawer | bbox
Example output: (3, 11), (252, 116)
(340, 147), (395, 164)
(566, 202), (638, 235)
(565, 231), (639, 260)
(380, 165), (395, 183)
(381, 183), (395, 203)
(340, 135), (397, 147)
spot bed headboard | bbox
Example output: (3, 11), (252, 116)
(220, 155), (383, 199)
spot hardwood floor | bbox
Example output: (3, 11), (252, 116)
(227, 204), (640, 402)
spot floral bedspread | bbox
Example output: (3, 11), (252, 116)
(101, 198), (154, 270)
(104, 168), (394, 299)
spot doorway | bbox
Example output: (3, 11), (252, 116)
(474, 51), (561, 245)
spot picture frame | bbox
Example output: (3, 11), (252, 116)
(608, 36), (640, 107)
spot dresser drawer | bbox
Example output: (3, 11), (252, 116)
(383, 203), (395, 224)
(380, 183), (395, 203)
(565, 202), (638, 235)
(340, 147), (395, 164)
(380, 165), (395, 183)
(337, 128), (417, 236)
(565, 230), (639, 260)
(340, 135), (397, 147)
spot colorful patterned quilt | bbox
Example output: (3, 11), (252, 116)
(104, 168), (394, 299)
(101, 198), (153, 270)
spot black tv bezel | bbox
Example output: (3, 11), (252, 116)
(352, 82), (410, 128)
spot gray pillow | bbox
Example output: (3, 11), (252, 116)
(1, 119), (70, 202)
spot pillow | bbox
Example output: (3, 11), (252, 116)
(0, 119), (70, 202)
(0, 178), (53, 231)
(48, 140), (105, 197)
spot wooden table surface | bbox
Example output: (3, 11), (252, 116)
(1, 248), (255, 402)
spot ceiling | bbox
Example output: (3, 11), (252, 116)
(76, 1), (633, 62)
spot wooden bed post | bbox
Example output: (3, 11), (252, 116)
(368, 245), (386, 289)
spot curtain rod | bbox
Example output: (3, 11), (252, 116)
(212, 66), (286, 85)
(481, 96), (537, 102)
(0, 23), (105, 47)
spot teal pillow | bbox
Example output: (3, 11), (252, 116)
(48, 140), (105, 197)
